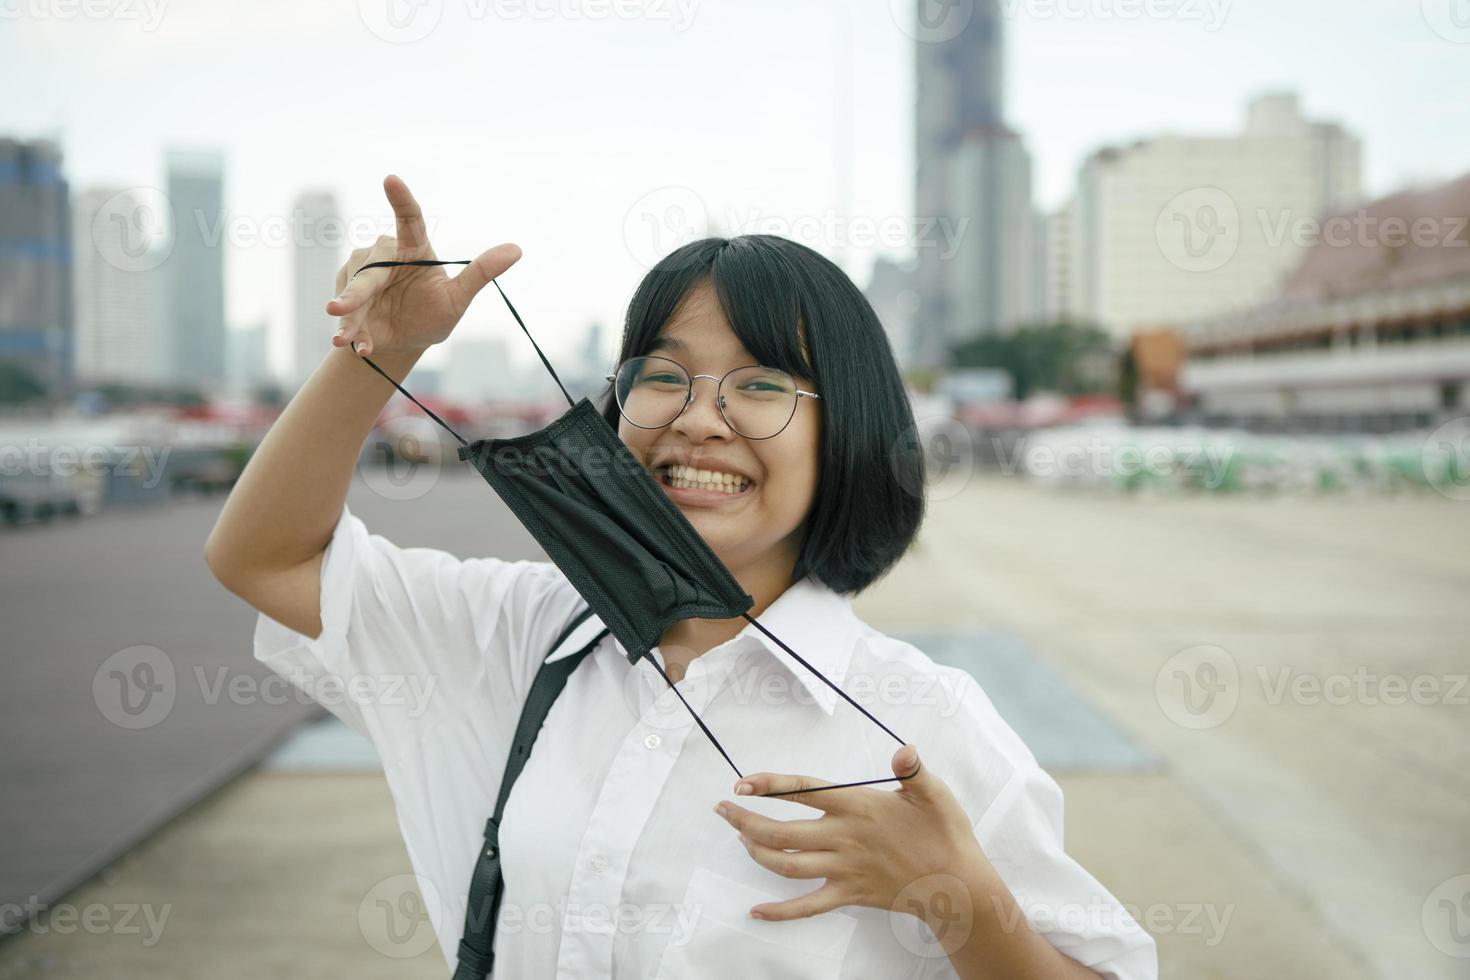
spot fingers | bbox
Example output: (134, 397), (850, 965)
(749, 882), (849, 922)
(384, 174), (429, 251)
(714, 801), (830, 852)
(736, 833), (839, 882)
(448, 242), (523, 311)
(734, 772), (854, 812)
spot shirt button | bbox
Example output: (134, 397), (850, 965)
(643, 733), (662, 750)
(589, 855), (608, 874)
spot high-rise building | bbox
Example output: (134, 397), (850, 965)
(1072, 92), (1361, 340)
(0, 137), (72, 395)
(226, 320), (271, 390)
(291, 190), (343, 388)
(913, 0), (1039, 369)
(163, 148), (227, 388)
(72, 186), (167, 385)
(1042, 199), (1079, 324)
(863, 256), (919, 370)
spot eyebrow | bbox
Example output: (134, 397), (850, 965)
(647, 335), (687, 355)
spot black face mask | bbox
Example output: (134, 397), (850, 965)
(348, 258), (915, 796)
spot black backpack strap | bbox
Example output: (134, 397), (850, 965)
(453, 603), (608, 980)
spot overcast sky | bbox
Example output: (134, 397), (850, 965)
(3, 0), (1467, 379)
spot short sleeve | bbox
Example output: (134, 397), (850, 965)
(252, 501), (584, 764)
(972, 764), (1158, 980)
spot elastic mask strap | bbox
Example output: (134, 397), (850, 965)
(348, 258), (577, 414)
(637, 614), (918, 799)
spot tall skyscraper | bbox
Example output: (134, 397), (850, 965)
(0, 137), (72, 395)
(913, 0), (1039, 369)
(291, 190), (343, 389)
(72, 186), (167, 385)
(163, 148), (227, 388)
(1072, 92), (1361, 339)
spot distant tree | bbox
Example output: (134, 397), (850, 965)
(949, 321), (1117, 400)
(0, 358), (47, 405)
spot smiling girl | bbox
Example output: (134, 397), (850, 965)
(205, 175), (1157, 980)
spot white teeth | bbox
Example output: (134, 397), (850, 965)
(664, 463), (750, 494)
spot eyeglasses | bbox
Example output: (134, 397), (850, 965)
(605, 356), (821, 440)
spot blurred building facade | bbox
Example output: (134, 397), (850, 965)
(71, 186), (166, 386)
(226, 321), (271, 390)
(0, 137), (72, 394)
(163, 148), (227, 388)
(1178, 171), (1470, 430)
(864, 255), (920, 372)
(1070, 92), (1361, 340)
(913, 0), (1040, 370)
(291, 190), (342, 389)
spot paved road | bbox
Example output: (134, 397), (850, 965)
(4, 469), (1466, 978)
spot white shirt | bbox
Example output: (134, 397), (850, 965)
(253, 502), (1157, 979)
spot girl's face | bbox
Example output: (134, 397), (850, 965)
(619, 279), (821, 581)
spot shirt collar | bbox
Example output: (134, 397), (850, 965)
(546, 575), (858, 716)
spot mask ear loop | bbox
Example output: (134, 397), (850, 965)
(348, 258), (576, 411)
(345, 258), (919, 798)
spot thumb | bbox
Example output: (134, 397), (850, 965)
(449, 242), (523, 309)
(893, 743), (926, 791)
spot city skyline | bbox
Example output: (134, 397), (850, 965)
(3, 0), (1466, 383)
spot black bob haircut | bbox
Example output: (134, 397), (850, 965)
(600, 234), (926, 596)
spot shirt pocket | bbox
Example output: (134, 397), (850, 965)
(654, 865), (857, 980)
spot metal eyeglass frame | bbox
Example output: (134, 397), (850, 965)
(604, 355), (822, 440)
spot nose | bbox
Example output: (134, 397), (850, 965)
(669, 374), (732, 439)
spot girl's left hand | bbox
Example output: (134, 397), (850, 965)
(712, 744), (994, 924)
